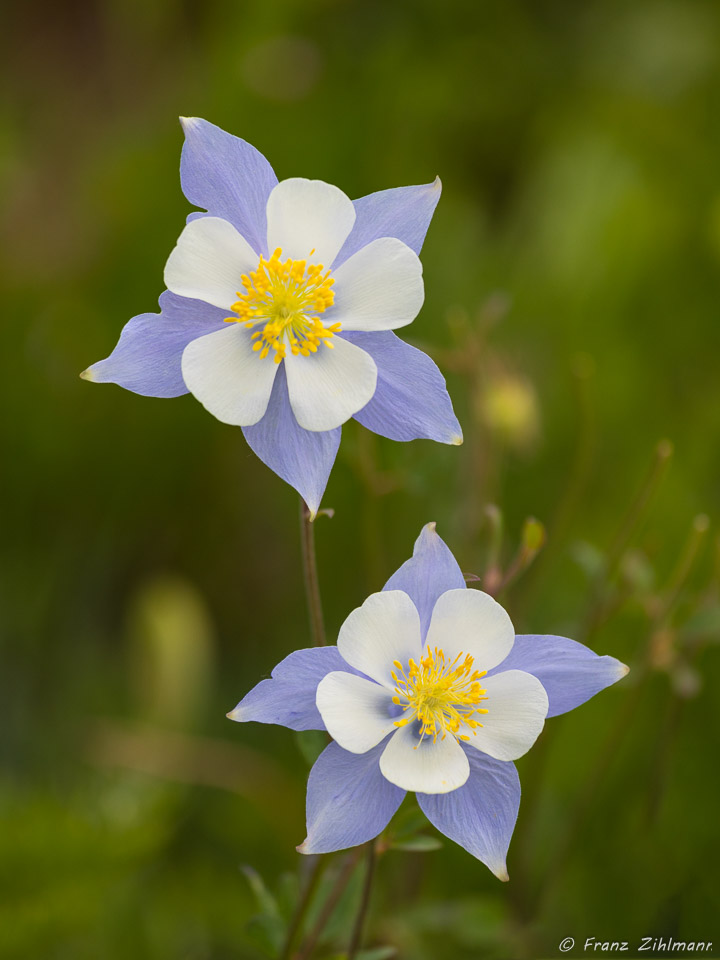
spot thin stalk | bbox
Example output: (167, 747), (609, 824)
(482, 504), (504, 596)
(581, 439), (673, 641)
(709, 534), (720, 599)
(656, 514), (709, 625)
(644, 608), (710, 825)
(644, 693), (683, 824)
(542, 513), (710, 875)
(294, 851), (361, 960)
(605, 439), (674, 575)
(494, 518), (545, 597)
(546, 353), (597, 551)
(280, 856), (326, 960)
(347, 841), (377, 960)
(299, 498), (325, 647)
(511, 352), (596, 621)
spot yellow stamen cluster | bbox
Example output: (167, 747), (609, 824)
(391, 647), (489, 744)
(225, 247), (340, 363)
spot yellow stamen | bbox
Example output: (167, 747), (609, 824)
(224, 247), (339, 362)
(393, 647), (489, 745)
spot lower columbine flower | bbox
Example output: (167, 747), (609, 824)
(81, 117), (461, 516)
(228, 523), (629, 879)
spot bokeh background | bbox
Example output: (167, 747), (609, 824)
(2, 0), (720, 957)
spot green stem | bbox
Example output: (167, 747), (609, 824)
(606, 439), (673, 574)
(279, 856), (326, 960)
(510, 353), (596, 622)
(582, 439), (673, 641)
(347, 841), (377, 960)
(547, 354), (597, 549)
(481, 505), (504, 595)
(656, 513), (709, 625)
(295, 851), (361, 960)
(539, 514), (708, 902)
(299, 498), (326, 647)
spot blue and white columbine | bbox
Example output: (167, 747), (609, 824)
(82, 118), (461, 515)
(228, 523), (629, 879)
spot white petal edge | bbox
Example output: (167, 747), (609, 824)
(337, 591), (422, 689)
(164, 217), (259, 310)
(266, 178), (356, 268)
(465, 669), (549, 761)
(425, 588), (515, 673)
(316, 672), (398, 754)
(329, 237), (424, 332)
(284, 335), (377, 431)
(379, 723), (470, 794)
(181, 324), (279, 426)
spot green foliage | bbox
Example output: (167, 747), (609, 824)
(295, 730), (328, 767)
(389, 837), (443, 853)
(242, 867), (287, 956)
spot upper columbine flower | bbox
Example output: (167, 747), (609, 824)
(228, 523), (629, 879)
(82, 117), (462, 515)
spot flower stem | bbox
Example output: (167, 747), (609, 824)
(605, 439), (674, 575)
(280, 855), (326, 960)
(294, 850), (361, 960)
(347, 841), (377, 960)
(299, 498), (325, 647)
(656, 513), (710, 625)
(581, 438), (673, 641)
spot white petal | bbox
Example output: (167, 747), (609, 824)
(329, 237), (424, 332)
(266, 178), (356, 267)
(316, 672), (397, 754)
(466, 670), (549, 761)
(379, 723), (470, 794)
(164, 217), (259, 310)
(337, 591), (422, 689)
(284, 335), (377, 431)
(425, 588), (515, 673)
(181, 324), (278, 426)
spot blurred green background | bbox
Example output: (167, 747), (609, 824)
(2, 0), (719, 957)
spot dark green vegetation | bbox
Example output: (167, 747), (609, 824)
(2, 0), (719, 956)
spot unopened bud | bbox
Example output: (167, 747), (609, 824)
(522, 517), (546, 555)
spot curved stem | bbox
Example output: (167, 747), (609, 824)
(347, 841), (376, 960)
(581, 439), (673, 642)
(295, 851), (361, 960)
(656, 513), (709, 625)
(279, 855), (326, 960)
(299, 498), (325, 647)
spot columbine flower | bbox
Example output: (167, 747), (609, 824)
(82, 118), (461, 515)
(228, 523), (629, 879)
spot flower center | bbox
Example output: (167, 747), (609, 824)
(225, 247), (341, 364)
(391, 647), (488, 744)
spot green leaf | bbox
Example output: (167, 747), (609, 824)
(390, 836), (443, 852)
(570, 541), (606, 580)
(620, 549), (655, 593)
(276, 869), (301, 920)
(329, 948), (397, 960)
(681, 604), (720, 642)
(386, 801), (427, 840)
(241, 865), (281, 919)
(295, 729), (328, 766)
(246, 914), (286, 957)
